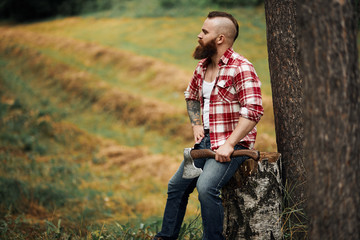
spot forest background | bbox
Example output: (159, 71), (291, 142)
(0, 0), (279, 239)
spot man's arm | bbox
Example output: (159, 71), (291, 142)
(215, 117), (257, 162)
(186, 100), (204, 144)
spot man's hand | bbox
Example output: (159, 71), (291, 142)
(215, 143), (234, 162)
(192, 125), (204, 144)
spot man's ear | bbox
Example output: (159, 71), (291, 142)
(217, 34), (225, 44)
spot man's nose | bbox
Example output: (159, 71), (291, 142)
(197, 33), (202, 39)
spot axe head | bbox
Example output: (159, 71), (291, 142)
(182, 148), (203, 179)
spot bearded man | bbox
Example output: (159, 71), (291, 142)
(154, 11), (264, 240)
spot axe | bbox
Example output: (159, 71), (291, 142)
(182, 148), (260, 179)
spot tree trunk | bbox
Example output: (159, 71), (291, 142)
(264, 0), (306, 238)
(222, 152), (282, 240)
(297, 0), (360, 239)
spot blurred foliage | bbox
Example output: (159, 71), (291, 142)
(211, 0), (263, 7)
(0, 0), (112, 21)
(0, 0), (264, 22)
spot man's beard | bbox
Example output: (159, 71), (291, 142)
(192, 38), (217, 60)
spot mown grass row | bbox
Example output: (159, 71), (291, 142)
(2, 25), (191, 107)
(0, 29), (196, 155)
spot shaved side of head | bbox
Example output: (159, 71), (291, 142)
(212, 17), (238, 44)
(207, 11), (239, 42)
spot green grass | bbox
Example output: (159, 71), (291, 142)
(280, 180), (308, 239)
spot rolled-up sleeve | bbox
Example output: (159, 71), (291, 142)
(235, 63), (264, 123)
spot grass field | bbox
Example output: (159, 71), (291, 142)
(0, 6), (276, 239)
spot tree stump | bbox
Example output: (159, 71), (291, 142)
(222, 152), (282, 240)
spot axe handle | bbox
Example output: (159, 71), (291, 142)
(190, 149), (260, 161)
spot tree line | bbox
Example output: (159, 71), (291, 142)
(0, 0), (112, 21)
(0, 0), (264, 22)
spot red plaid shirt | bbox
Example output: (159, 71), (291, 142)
(184, 48), (263, 150)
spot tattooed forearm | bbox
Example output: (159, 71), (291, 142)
(186, 100), (202, 126)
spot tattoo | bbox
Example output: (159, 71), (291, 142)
(186, 100), (202, 126)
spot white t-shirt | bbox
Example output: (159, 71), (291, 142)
(202, 79), (216, 129)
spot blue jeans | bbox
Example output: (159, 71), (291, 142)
(155, 134), (248, 240)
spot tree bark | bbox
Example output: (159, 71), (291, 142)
(297, 0), (360, 239)
(222, 152), (282, 240)
(264, 0), (306, 238)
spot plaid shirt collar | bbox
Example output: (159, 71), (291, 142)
(219, 47), (233, 65)
(200, 47), (234, 69)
